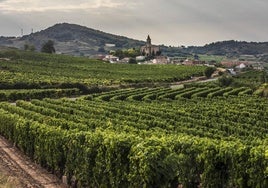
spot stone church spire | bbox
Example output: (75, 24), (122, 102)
(146, 35), (151, 45)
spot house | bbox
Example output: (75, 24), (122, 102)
(221, 61), (251, 68)
(93, 54), (106, 60)
(182, 59), (194, 66)
(235, 63), (247, 70)
(152, 56), (170, 64)
(105, 43), (116, 47)
(103, 55), (119, 63)
(221, 61), (240, 68)
(136, 56), (145, 61)
(182, 59), (204, 66)
(169, 57), (183, 64)
(227, 68), (236, 75)
(119, 57), (130, 64)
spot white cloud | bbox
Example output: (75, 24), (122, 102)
(0, 0), (268, 45)
(0, 0), (125, 13)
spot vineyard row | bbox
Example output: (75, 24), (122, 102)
(0, 96), (267, 187)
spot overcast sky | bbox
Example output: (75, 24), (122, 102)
(0, 0), (267, 46)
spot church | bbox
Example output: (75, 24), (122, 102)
(140, 35), (160, 57)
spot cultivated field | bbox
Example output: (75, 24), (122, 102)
(0, 50), (267, 187)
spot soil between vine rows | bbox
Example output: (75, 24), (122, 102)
(0, 136), (67, 188)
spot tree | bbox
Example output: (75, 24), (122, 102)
(41, 40), (55, 54)
(204, 67), (216, 78)
(218, 76), (233, 86)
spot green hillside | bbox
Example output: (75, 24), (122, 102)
(185, 40), (268, 56)
(0, 49), (205, 88)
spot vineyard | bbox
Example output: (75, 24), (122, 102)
(0, 49), (267, 187)
(0, 50), (205, 87)
(84, 86), (254, 101)
(0, 96), (267, 187)
(232, 70), (267, 88)
(0, 88), (80, 101)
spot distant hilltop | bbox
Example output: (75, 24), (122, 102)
(0, 23), (268, 57)
(184, 40), (268, 56)
(0, 23), (145, 56)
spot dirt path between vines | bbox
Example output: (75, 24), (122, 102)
(0, 136), (68, 188)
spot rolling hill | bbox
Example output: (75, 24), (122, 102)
(184, 40), (268, 56)
(0, 23), (145, 56)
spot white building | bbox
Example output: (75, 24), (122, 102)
(103, 55), (119, 63)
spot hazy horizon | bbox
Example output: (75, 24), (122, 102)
(0, 0), (267, 46)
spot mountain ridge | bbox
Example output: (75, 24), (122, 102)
(0, 23), (268, 57)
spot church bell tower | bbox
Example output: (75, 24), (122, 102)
(146, 35), (151, 46)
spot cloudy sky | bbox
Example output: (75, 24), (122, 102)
(0, 0), (267, 46)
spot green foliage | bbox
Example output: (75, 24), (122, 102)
(204, 67), (216, 78)
(198, 54), (225, 64)
(184, 40), (268, 56)
(0, 49), (20, 59)
(207, 87), (233, 98)
(0, 50), (205, 87)
(41, 40), (55, 54)
(223, 87), (248, 97)
(86, 86), (253, 101)
(0, 88), (80, 101)
(218, 76), (233, 86)
(110, 48), (141, 59)
(1, 48), (268, 188)
(253, 83), (268, 97)
(232, 70), (266, 88)
(0, 95), (267, 187)
(259, 71), (268, 83)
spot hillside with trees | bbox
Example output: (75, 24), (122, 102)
(184, 40), (268, 56)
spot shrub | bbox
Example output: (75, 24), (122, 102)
(218, 76), (233, 86)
